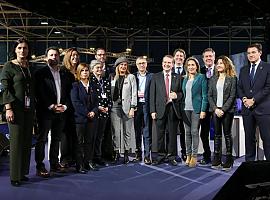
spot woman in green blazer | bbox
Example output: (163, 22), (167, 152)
(182, 57), (208, 167)
(1, 38), (35, 186)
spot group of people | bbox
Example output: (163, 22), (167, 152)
(2, 37), (270, 187)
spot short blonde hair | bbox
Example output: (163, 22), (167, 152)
(76, 63), (89, 81)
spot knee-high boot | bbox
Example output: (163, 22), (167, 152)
(212, 135), (222, 168)
(222, 135), (233, 171)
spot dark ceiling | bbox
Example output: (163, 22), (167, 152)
(5, 0), (270, 29)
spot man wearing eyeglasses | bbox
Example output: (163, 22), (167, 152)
(95, 48), (114, 79)
(133, 56), (153, 164)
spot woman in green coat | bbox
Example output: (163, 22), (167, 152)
(1, 37), (35, 186)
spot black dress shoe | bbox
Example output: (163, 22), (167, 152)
(152, 160), (162, 166)
(36, 167), (50, 178)
(21, 176), (29, 181)
(95, 159), (108, 167)
(144, 157), (152, 165)
(76, 166), (87, 174)
(11, 180), (21, 187)
(169, 159), (178, 166)
(87, 163), (99, 171)
(181, 154), (187, 162)
(50, 163), (67, 173)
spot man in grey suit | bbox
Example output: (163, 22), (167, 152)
(150, 55), (182, 166)
(238, 43), (270, 161)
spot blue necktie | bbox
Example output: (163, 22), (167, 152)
(250, 63), (256, 84)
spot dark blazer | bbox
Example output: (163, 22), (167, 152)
(70, 81), (99, 124)
(134, 71), (152, 112)
(238, 61), (270, 115)
(200, 65), (216, 79)
(150, 71), (182, 119)
(208, 75), (237, 113)
(35, 66), (70, 119)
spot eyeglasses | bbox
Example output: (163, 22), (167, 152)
(96, 54), (105, 56)
(137, 62), (147, 65)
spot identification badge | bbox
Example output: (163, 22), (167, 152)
(138, 91), (144, 98)
(25, 96), (30, 109)
(101, 93), (107, 98)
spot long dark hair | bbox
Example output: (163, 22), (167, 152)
(10, 37), (31, 60)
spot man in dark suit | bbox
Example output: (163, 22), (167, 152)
(150, 55), (182, 166)
(238, 43), (270, 161)
(133, 56), (152, 164)
(199, 47), (215, 165)
(172, 48), (187, 162)
(35, 47), (69, 177)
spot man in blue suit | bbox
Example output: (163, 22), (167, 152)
(133, 56), (152, 164)
(238, 43), (270, 161)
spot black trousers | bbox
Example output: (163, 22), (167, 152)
(76, 118), (97, 165)
(60, 112), (77, 164)
(212, 112), (234, 156)
(155, 103), (178, 161)
(200, 112), (212, 160)
(94, 117), (108, 160)
(243, 112), (270, 161)
(35, 114), (65, 169)
(134, 102), (152, 157)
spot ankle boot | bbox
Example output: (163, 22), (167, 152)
(211, 154), (222, 169)
(188, 155), (197, 167)
(123, 150), (129, 164)
(113, 150), (120, 164)
(222, 155), (233, 171)
(185, 155), (191, 166)
(133, 149), (142, 162)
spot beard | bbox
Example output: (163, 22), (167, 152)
(48, 59), (59, 67)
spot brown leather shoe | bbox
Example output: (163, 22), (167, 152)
(36, 167), (50, 178)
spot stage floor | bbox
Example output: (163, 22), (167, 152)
(0, 147), (244, 200)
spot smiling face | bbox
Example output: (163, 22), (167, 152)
(162, 56), (174, 73)
(70, 50), (79, 66)
(187, 59), (198, 75)
(92, 63), (103, 76)
(203, 50), (215, 67)
(80, 66), (90, 80)
(247, 47), (261, 63)
(136, 58), (147, 73)
(216, 58), (226, 73)
(118, 62), (128, 74)
(174, 51), (185, 66)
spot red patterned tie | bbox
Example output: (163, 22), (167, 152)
(165, 73), (169, 99)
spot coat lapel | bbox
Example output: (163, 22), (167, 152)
(251, 62), (263, 87)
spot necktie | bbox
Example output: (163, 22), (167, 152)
(165, 73), (169, 99)
(177, 67), (181, 75)
(250, 63), (256, 84)
(206, 67), (212, 78)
